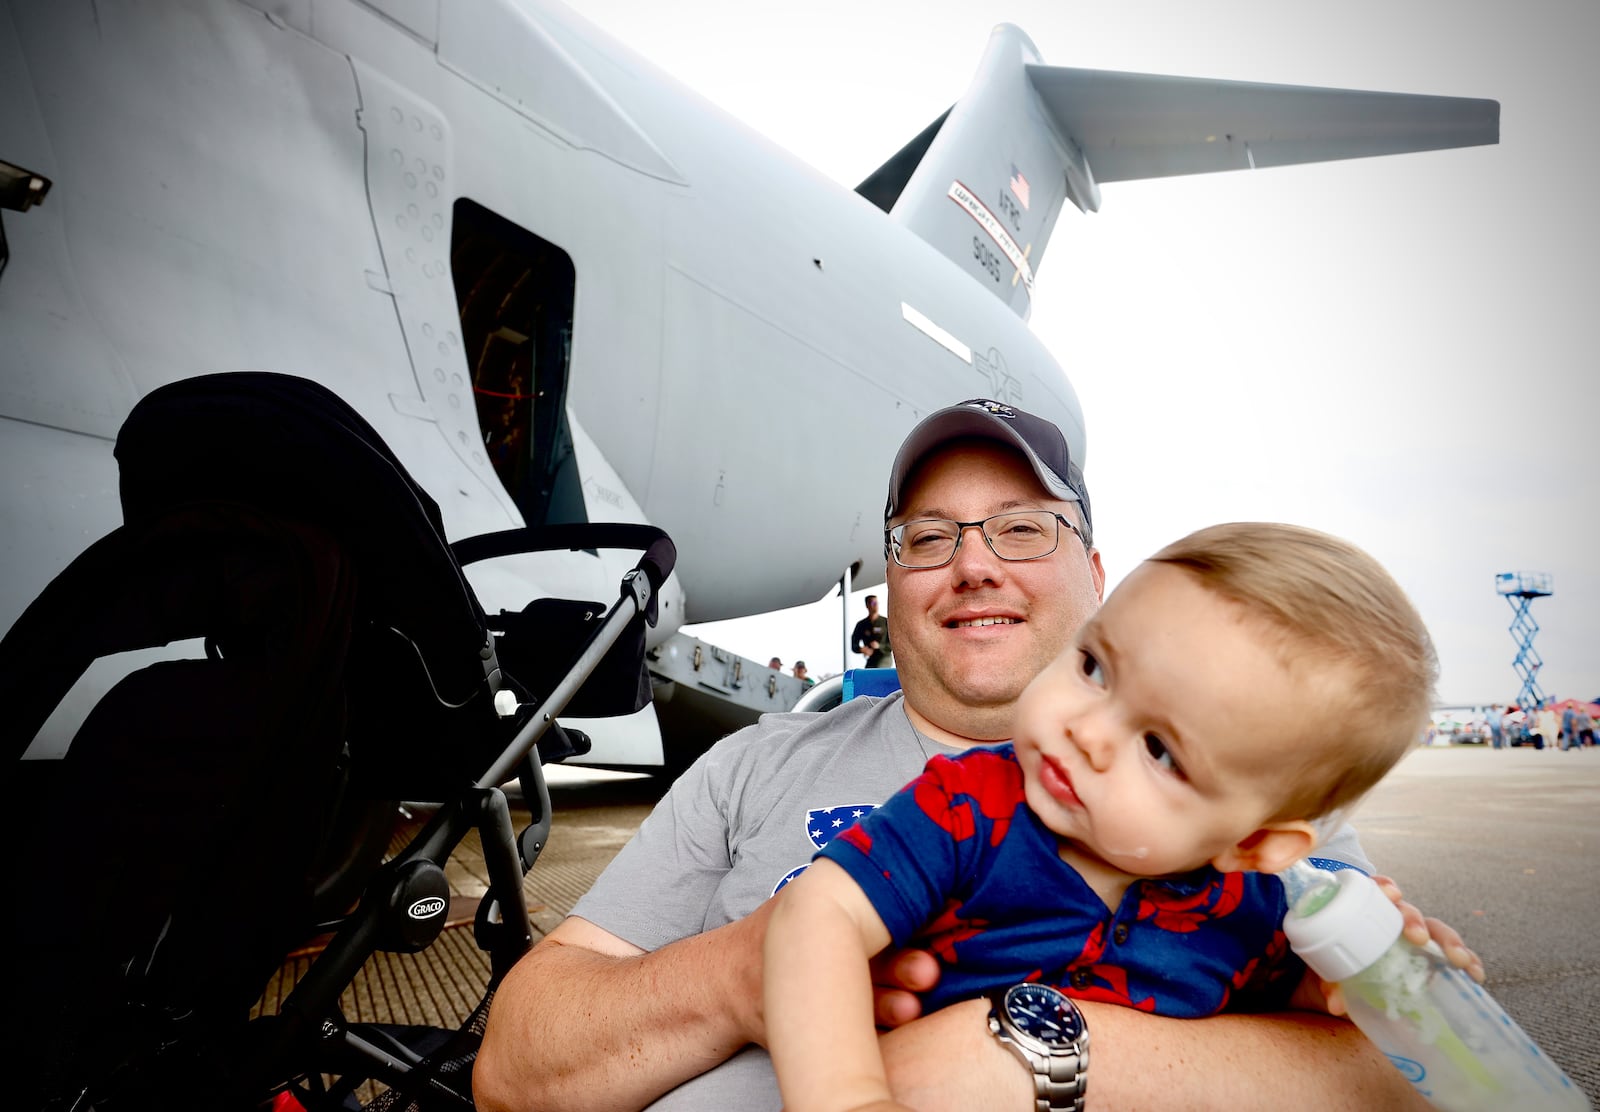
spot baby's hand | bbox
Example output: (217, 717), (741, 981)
(1321, 874), (1485, 1017)
(1372, 874), (1485, 979)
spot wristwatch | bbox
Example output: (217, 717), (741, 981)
(985, 983), (1090, 1112)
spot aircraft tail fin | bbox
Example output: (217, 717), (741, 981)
(867, 24), (1499, 319)
(866, 25), (1064, 321)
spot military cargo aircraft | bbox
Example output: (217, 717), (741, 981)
(0, 0), (1497, 770)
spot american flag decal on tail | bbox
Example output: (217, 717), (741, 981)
(1009, 165), (1030, 210)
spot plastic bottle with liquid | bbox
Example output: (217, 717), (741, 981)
(1279, 861), (1590, 1112)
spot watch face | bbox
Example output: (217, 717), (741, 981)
(1005, 984), (1084, 1049)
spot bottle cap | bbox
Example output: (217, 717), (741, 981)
(1281, 868), (1404, 982)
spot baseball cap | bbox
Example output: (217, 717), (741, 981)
(884, 399), (1091, 537)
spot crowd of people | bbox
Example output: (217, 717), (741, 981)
(1478, 700), (1598, 750)
(768, 657), (817, 689)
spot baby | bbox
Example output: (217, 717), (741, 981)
(764, 522), (1438, 1112)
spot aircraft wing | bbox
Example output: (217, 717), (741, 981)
(1026, 66), (1501, 186)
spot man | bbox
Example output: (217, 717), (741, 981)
(768, 656), (783, 671)
(475, 399), (1475, 1112)
(1536, 702), (1559, 751)
(851, 593), (892, 667)
(792, 660), (815, 689)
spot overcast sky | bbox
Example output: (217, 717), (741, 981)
(578, 0), (1599, 706)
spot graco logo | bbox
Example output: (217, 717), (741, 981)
(408, 896), (447, 920)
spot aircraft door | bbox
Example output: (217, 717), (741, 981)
(449, 198), (582, 527)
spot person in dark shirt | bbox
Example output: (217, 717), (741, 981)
(851, 594), (892, 667)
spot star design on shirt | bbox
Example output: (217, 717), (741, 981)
(805, 805), (879, 850)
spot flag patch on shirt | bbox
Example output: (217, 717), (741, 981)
(807, 804), (876, 849)
(772, 804), (879, 896)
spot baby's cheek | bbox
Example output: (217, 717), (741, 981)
(1011, 690), (1046, 739)
(1014, 695), (1061, 750)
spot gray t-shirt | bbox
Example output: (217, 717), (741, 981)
(570, 691), (1373, 1111)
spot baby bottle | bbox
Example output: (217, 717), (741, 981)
(1279, 861), (1589, 1112)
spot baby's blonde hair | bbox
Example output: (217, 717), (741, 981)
(1148, 522), (1437, 820)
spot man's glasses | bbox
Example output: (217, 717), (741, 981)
(886, 510), (1082, 569)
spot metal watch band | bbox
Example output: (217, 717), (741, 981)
(1028, 1040), (1088, 1112)
(986, 988), (1089, 1112)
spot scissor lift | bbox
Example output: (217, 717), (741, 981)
(1495, 571), (1553, 710)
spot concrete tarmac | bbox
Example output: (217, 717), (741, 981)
(1343, 745), (1599, 1103)
(542, 744), (1600, 1105)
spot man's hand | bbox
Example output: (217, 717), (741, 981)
(1321, 874), (1484, 1017)
(869, 946), (940, 1028)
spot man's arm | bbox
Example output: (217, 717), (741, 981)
(474, 711), (789, 1112)
(866, 884), (1481, 1112)
(474, 906), (772, 1112)
(879, 999), (1431, 1112)
(477, 922), (1434, 1112)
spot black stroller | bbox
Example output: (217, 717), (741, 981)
(7, 372), (675, 1111)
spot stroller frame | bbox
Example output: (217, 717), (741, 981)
(269, 523), (669, 1112)
(7, 372), (675, 1111)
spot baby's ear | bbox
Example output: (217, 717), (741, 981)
(1212, 821), (1317, 875)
